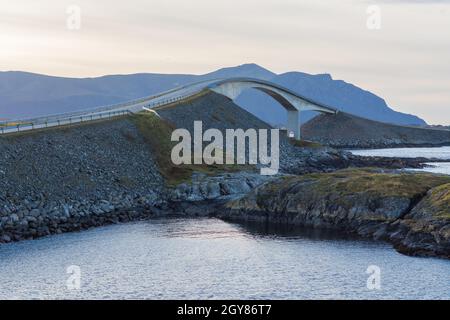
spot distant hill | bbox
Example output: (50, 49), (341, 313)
(0, 71), (194, 118)
(0, 64), (272, 119)
(303, 112), (450, 148)
(0, 63), (427, 126)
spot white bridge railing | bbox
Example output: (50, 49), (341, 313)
(0, 110), (132, 135)
(0, 89), (205, 135)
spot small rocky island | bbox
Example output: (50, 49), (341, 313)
(0, 92), (449, 259)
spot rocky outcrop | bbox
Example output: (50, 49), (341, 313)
(280, 148), (434, 175)
(165, 172), (275, 216)
(218, 169), (450, 258)
(390, 183), (450, 257)
(169, 172), (272, 203)
(303, 112), (450, 149)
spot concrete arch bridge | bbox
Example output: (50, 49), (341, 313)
(0, 78), (338, 139)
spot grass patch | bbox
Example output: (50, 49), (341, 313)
(291, 168), (450, 198)
(121, 129), (137, 142)
(256, 168), (450, 212)
(130, 112), (253, 186)
(115, 176), (137, 188)
(289, 139), (322, 148)
(426, 183), (450, 219)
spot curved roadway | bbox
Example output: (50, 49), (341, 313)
(0, 78), (337, 136)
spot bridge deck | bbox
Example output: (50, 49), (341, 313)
(0, 78), (337, 136)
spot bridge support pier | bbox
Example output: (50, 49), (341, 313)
(287, 110), (301, 140)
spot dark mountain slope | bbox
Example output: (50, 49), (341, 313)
(302, 112), (450, 148)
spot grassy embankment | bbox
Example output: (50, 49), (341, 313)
(416, 183), (450, 219)
(282, 168), (450, 197)
(289, 139), (322, 148)
(312, 168), (449, 197)
(131, 112), (253, 186)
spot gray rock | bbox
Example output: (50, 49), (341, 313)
(9, 214), (19, 223)
(26, 216), (38, 223)
(29, 209), (41, 217)
(1, 235), (11, 242)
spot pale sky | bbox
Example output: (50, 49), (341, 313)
(1, 0), (449, 124)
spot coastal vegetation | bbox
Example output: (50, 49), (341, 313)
(131, 112), (251, 186)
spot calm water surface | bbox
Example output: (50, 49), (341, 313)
(0, 218), (448, 300)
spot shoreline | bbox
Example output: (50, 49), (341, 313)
(2, 167), (450, 260)
(1, 197), (449, 261)
(1, 115), (449, 260)
(338, 143), (450, 150)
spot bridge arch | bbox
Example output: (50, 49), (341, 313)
(206, 78), (337, 140)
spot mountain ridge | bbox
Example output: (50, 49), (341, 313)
(235, 70), (425, 126)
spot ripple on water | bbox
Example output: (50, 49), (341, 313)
(0, 218), (449, 300)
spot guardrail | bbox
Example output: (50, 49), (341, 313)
(0, 78), (219, 128)
(0, 89), (206, 136)
(0, 109), (132, 135)
(146, 90), (205, 109)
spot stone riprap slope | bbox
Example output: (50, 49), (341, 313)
(0, 114), (275, 243)
(303, 112), (450, 148)
(0, 118), (165, 242)
(156, 92), (433, 174)
(156, 91), (273, 133)
(157, 92), (355, 174)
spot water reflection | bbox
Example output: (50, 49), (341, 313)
(232, 219), (364, 242)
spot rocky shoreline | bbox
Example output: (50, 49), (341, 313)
(162, 169), (450, 260)
(217, 169), (450, 259)
(0, 171), (273, 243)
(1, 163), (449, 259)
(342, 142), (450, 150)
(0, 194), (162, 243)
(1, 109), (449, 259)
